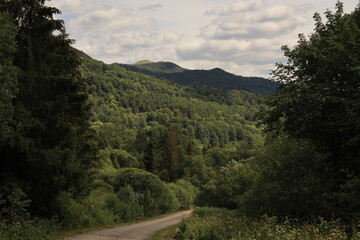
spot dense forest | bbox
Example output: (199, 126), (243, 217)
(0, 1), (359, 240)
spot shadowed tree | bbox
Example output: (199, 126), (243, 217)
(0, 0), (96, 216)
(264, 2), (360, 221)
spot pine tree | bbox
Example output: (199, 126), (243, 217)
(0, 0), (96, 216)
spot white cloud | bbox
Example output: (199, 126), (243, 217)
(203, 4), (308, 39)
(69, 9), (154, 33)
(51, 0), (104, 14)
(175, 1), (310, 76)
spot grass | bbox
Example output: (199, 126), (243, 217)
(151, 225), (179, 240)
(176, 208), (360, 240)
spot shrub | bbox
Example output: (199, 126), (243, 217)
(55, 192), (90, 228)
(114, 168), (173, 216)
(0, 218), (59, 240)
(178, 208), (354, 240)
(0, 184), (31, 224)
(168, 180), (197, 210)
(196, 160), (255, 209)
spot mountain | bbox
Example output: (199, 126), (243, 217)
(119, 61), (279, 95)
(134, 60), (154, 65)
(120, 61), (186, 75)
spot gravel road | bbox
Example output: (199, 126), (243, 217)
(65, 210), (192, 240)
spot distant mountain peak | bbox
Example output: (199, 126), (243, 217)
(116, 59), (279, 95)
(210, 68), (226, 73)
(134, 60), (154, 65)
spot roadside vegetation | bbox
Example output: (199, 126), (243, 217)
(177, 208), (360, 240)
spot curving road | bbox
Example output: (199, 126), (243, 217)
(65, 210), (191, 240)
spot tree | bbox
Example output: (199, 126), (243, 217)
(239, 137), (329, 219)
(0, 0), (96, 216)
(264, 2), (360, 221)
(0, 12), (18, 145)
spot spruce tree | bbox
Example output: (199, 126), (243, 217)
(0, 0), (96, 216)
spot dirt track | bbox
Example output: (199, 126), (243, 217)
(65, 210), (191, 240)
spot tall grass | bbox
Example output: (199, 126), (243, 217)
(177, 208), (360, 240)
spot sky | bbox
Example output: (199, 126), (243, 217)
(50, 0), (358, 78)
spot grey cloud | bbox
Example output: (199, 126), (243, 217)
(205, 0), (262, 16)
(81, 31), (181, 61)
(140, 4), (163, 11)
(205, 4), (308, 40)
(214, 17), (307, 39)
(176, 39), (284, 65)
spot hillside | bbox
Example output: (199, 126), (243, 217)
(79, 51), (265, 181)
(120, 61), (186, 74)
(119, 61), (279, 95)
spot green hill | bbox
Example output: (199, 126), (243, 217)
(121, 61), (186, 74)
(119, 61), (279, 95)
(78, 51), (265, 181)
(134, 60), (154, 65)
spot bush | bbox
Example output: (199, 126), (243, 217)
(168, 180), (198, 210)
(0, 218), (59, 240)
(114, 168), (174, 216)
(0, 184), (31, 224)
(178, 208), (355, 240)
(56, 192), (91, 228)
(196, 160), (255, 209)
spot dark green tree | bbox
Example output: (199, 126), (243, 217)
(264, 2), (360, 221)
(0, 0), (96, 216)
(0, 12), (18, 145)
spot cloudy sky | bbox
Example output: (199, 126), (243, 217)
(51, 0), (358, 77)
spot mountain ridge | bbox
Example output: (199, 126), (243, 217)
(118, 61), (279, 95)
(75, 50), (278, 96)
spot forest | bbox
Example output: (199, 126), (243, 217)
(0, 0), (359, 240)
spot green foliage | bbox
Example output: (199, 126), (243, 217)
(196, 160), (255, 209)
(239, 137), (329, 219)
(0, 185), (31, 224)
(114, 168), (174, 216)
(0, 12), (18, 144)
(0, 218), (59, 240)
(264, 2), (360, 221)
(182, 155), (216, 188)
(167, 180), (198, 210)
(178, 208), (358, 240)
(0, 0), (96, 217)
(80, 51), (265, 183)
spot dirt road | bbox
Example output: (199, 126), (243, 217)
(65, 210), (191, 240)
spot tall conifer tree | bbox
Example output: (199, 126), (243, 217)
(0, 0), (96, 216)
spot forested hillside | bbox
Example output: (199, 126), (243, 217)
(80, 51), (265, 182)
(119, 61), (279, 95)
